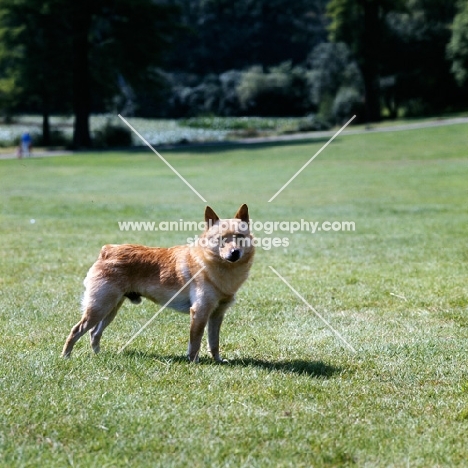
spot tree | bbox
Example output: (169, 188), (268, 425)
(167, 0), (329, 74)
(71, 0), (180, 148)
(384, 0), (460, 116)
(0, 0), (72, 144)
(0, 0), (180, 148)
(327, 0), (404, 122)
(72, 1), (92, 148)
(447, 0), (468, 86)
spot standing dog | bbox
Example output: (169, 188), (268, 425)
(62, 204), (254, 362)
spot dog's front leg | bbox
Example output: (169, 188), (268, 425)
(188, 305), (212, 362)
(207, 301), (232, 363)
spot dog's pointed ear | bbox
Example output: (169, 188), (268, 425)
(205, 206), (220, 228)
(234, 204), (249, 223)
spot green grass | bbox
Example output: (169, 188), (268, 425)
(1, 123), (468, 466)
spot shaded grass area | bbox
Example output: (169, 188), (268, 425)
(0, 124), (468, 466)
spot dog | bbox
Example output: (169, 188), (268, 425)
(62, 204), (255, 362)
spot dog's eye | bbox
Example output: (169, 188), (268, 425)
(220, 236), (232, 246)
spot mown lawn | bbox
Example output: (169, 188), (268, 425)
(0, 123), (467, 467)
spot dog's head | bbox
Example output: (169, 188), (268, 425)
(200, 204), (254, 264)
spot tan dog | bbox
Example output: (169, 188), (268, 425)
(62, 204), (254, 362)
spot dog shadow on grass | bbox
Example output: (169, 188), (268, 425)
(121, 350), (341, 378)
(226, 357), (341, 378)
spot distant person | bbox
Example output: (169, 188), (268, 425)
(18, 132), (32, 158)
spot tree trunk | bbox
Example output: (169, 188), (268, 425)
(42, 110), (51, 146)
(362, 64), (381, 123)
(72, 3), (92, 148)
(361, 0), (381, 123)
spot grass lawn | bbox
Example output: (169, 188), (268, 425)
(0, 123), (467, 467)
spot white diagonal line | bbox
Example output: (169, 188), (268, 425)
(117, 265), (206, 353)
(268, 115), (356, 203)
(269, 266), (357, 353)
(118, 114), (207, 203)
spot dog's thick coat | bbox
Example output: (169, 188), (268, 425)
(62, 204), (254, 362)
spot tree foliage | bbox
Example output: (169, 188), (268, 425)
(0, 0), (466, 140)
(326, 0), (464, 120)
(0, 0), (71, 140)
(307, 42), (364, 124)
(168, 0), (329, 74)
(327, 0), (405, 122)
(447, 0), (468, 85)
(383, 0), (460, 115)
(0, 0), (180, 147)
(72, 0), (180, 147)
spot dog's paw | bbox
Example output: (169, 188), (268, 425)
(187, 353), (200, 364)
(214, 357), (229, 364)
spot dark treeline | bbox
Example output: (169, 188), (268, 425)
(0, 0), (467, 147)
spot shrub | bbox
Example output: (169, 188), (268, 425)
(332, 87), (364, 124)
(297, 114), (333, 132)
(307, 42), (364, 124)
(34, 130), (71, 148)
(218, 70), (242, 116)
(166, 63), (311, 118)
(236, 62), (310, 116)
(170, 77), (221, 118)
(94, 120), (132, 147)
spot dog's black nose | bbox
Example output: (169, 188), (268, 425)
(227, 248), (240, 262)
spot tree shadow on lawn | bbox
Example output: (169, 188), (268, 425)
(122, 350), (341, 378)
(112, 136), (335, 156)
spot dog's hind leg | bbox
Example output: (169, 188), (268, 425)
(62, 284), (123, 357)
(89, 298), (124, 354)
(62, 315), (101, 357)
